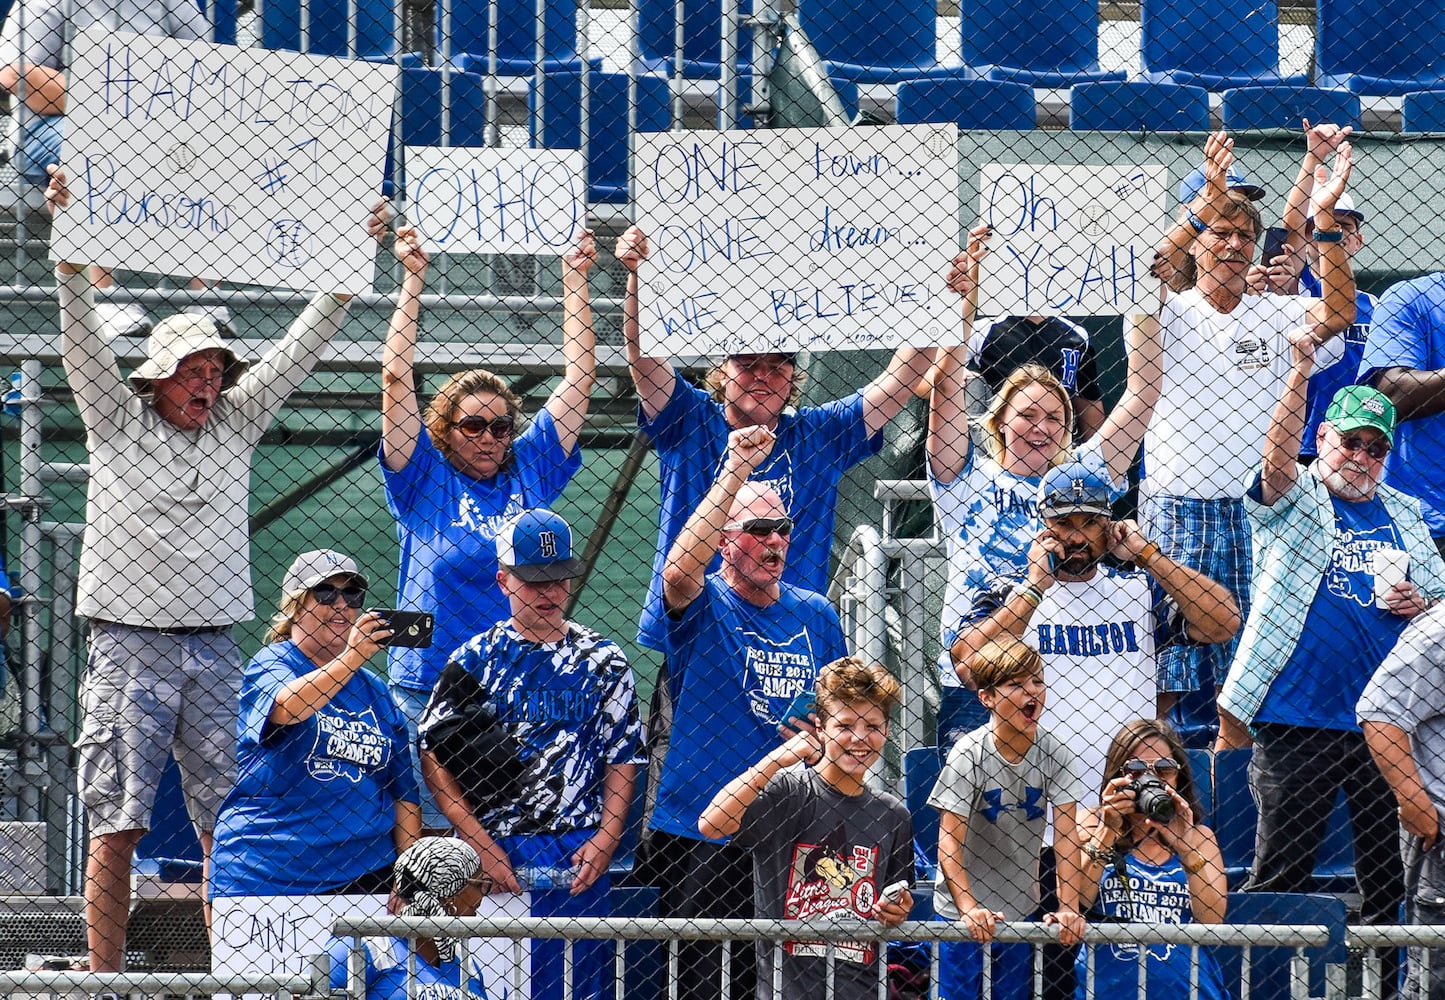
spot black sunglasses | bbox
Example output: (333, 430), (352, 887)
(723, 516), (794, 538)
(1122, 757), (1180, 778)
(452, 415), (516, 439)
(310, 583), (366, 608)
(1339, 434), (1391, 460)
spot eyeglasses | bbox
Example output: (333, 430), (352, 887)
(1338, 434), (1391, 460)
(722, 516), (794, 538)
(452, 415), (516, 440)
(310, 583), (366, 608)
(1204, 226), (1257, 245)
(1121, 757), (1180, 779)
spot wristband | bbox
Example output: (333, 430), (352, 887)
(1183, 851), (1207, 875)
(1186, 209), (1208, 234)
(1313, 229), (1344, 243)
(1136, 541), (1162, 568)
(1014, 583), (1043, 609)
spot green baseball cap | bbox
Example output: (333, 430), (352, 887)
(1325, 385), (1396, 444)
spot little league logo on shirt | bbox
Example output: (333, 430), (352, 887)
(740, 627), (819, 725)
(1325, 528), (1399, 608)
(783, 841), (880, 964)
(308, 708), (390, 783)
(451, 493), (524, 534)
(751, 453), (796, 516)
(1099, 866), (1189, 961)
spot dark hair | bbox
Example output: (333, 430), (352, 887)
(814, 656), (901, 720)
(423, 369), (525, 475)
(969, 637), (1044, 693)
(1099, 718), (1202, 855)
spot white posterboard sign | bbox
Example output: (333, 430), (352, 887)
(634, 123), (960, 358)
(50, 27), (398, 294)
(405, 146), (588, 255)
(213, 892), (532, 995)
(976, 163), (1167, 316)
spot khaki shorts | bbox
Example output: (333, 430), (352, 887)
(76, 622), (241, 838)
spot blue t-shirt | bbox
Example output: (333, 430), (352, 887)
(326, 935), (487, 1000)
(1359, 272), (1445, 536)
(1256, 494), (1409, 731)
(1077, 854), (1228, 1000)
(651, 575), (848, 840)
(212, 641), (418, 897)
(635, 372), (880, 650)
(1299, 270), (1374, 460)
(382, 411), (582, 690)
(421, 622), (645, 838)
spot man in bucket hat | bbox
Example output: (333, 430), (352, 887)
(45, 168), (378, 973)
(420, 508), (644, 1000)
(1220, 341), (1445, 988)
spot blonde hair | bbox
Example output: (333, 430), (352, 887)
(265, 590), (307, 644)
(982, 363), (1074, 467)
(969, 637), (1044, 692)
(814, 656), (901, 720)
(703, 358), (808, 407)
(423, 370), (525, 473)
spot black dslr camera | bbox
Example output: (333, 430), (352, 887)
(1128, 774), (1176, 823)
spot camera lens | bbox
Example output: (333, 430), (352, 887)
(1130, 776), (1176, 823)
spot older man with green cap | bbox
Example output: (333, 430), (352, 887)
(1219, 335), (1445, 975)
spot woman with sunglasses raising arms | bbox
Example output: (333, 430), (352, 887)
(1072, 718), (1227, 1000)
(379, 226), (598, 829)
(211, 550), (420, 898)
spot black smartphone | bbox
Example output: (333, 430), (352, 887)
(1046, 551), (1059, 575)
(370, 609), (435, 648)
(1262, 226), (1289, 263)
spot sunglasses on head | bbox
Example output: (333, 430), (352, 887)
(722, 516), (794, 538)
(1121, 757), (1179, 779)
(452, 414), (516, 439)
(310, 583), (366, 608)
(1338, 434), (1391, 460)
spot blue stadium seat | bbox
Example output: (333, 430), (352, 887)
(903, 745), (943, 877)
(962, 0), (1125, 88)
(1068, 80), (1209, 131)
(529, 71), (672, 204)
(198, 0), (238, 44)
(1221, 84), (1361, 131)
(797, 0), (974, 85)
(450, 0), (601, 76)
(399, 67), (488, 147)
(1212, 747), (1255, 890)
(134, 755), (203, 883)
(1185, 747), (1214, 825)
(1139, 0), (1306, 91)
(1213, 892), (1348, 1000)
(262, 0), (394, 59)
(1315, 0), (1445, 96)
(637, 0), (753, 81)
(895, 78), (1035, 129)
(1403, 90), (1445, 132)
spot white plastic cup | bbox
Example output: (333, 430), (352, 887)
(1374, 548), (1409, 609)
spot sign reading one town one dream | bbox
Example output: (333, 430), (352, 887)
(634, 124), (960, 358)
(406, 145), (588, 255)
(976, 163), (1168, 316)
(49, 27), (398, 294)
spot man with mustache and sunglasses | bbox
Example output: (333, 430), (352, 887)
(648, 425), (848, 1000)
(1219, 337), (1445, 983)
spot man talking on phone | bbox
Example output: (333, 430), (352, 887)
(418, 507), (645, 1000)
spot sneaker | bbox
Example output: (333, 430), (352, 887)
(194, 303), (234, 339)
(97, 301), (153, 339)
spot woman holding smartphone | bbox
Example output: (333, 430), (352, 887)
(211, 549), (420, 898)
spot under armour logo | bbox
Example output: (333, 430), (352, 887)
(979, 787), (1047, 824)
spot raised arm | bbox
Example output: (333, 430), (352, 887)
(543, 231), (599, 454)
(661, 425), (776, 612)
(1109, 519), (1240, 644)
(1259, 333), (1315, 506)
(1304, 144), (1357, 340)
(1089, 286), (1164, 482)
(927, 226), (991, 482)
(1283, 121), (1353, 263)
(951, 533), (1059, 679)
(267, 612), (392, 725)
(380, 226), (430, 471)
(1154, 132), (1235, 284)
(616, 226), (677, 421)
(862, 345), (937, 436)
(698, 730), (821, 840)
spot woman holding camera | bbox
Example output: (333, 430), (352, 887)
(211, 550), (420, 898)
(1073, 718), (1227, 1000)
